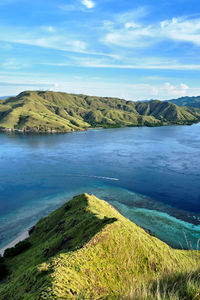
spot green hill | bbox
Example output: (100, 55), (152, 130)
(0, 194), (199, 299)
(167, 96), (200, 109)
(0, 95), (14, 100)
(0, 91), (200, 132)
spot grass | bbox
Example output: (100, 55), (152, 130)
(168, 96), (200, 109)
(0, 90), (200, 132)
(0, 193), (199, 299)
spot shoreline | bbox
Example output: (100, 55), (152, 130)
(0, 231), (29, 256)
(0, 201), (199, 255)
(0, 121), (198, 135)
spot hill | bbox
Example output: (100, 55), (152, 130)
(0, 193), (199, 299)
(167, 96), (200, 108)
(0, 96), (14, 100)
(0, 91), (200, 132)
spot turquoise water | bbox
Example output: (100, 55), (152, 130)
(0, 124), (200, 249)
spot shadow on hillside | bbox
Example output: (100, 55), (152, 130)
(0, 194), (120, 300)
(1, 195), (118, 283)
(30, 194), (118, 260)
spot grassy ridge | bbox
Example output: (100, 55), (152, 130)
(167, 96), (200, 109)
(0, 91), (200, 132)
(0, 194), (199, 299)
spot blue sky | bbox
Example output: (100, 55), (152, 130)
(1, 0), (200, 99)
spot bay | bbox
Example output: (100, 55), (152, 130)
(0, 124), (200, 250)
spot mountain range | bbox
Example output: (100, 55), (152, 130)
(166, 96), (200, 108)
(0, 96), (15, 100)
(0, 91), (200, 133)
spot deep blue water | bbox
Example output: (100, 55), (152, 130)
(0, 124), (200, 250)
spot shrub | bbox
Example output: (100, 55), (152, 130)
(0, 255), (8, 281)
(4, 240), (31, 258)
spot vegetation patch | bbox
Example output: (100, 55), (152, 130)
(4, 240), (31, 258)
(0, 193), (199, 299)
(0, 90), (200, 133)
(0, 255), (8, 281)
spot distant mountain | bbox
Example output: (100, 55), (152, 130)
(166, 96), (200, 108)
(0, 193), (199, 299)
(0, 96), (14, 100)
(0, 90), (200, 133)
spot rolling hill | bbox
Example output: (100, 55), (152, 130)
(0, 90), (200, 133)
(0, 193), (199, 299)
(167, 96), (200, 108)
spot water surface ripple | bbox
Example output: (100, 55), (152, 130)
(0, 124), (200, 249)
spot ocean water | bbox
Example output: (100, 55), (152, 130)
(0, 124), (200, 250)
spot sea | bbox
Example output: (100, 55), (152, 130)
(0, 124), (200, 250)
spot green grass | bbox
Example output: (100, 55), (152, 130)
(0, 193), (199, 299)
(167, 96), (200, 109)
(0, 90), (200, 132)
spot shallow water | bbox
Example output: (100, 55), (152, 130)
(0, 124), (200, 249)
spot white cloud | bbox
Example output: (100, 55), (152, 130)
(0, 26), (89, 53)
(41, 57), (200, 70)
(151, 87), (159, 96)
(164, 82), (189, 97)
(81, 0), (95, 9)
(16, 36), (87, 52)
(52, 57), (200, 70)
(0, 25), (121, 58)
(102, 7), (153, 48)
(104, 26), (154, 48)
(102, 14), (200, 48)
(180, 83), (189, 91)
(2, 58), (29, 70)
(160, 17), (200, 45)
(1, 76), (200, 101)
(0, 79), (51, 96)
(49, 83), (59, 91)
(65, 40), (87, 51)
(115, 7), (149, 24)
(59, 0), (95, 12)
(124, 22), (140, 29)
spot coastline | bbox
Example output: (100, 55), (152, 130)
(0, 195), (199, 255)
(0, 231), (29, 256)
(0, 120), (198, 135)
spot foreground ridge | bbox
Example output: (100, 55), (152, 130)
(0, 90), (200, 132)
(0, 193), (199, 299)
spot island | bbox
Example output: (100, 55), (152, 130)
(1, 91), (200, 133)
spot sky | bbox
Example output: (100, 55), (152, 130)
(1, 0), (200, 99)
